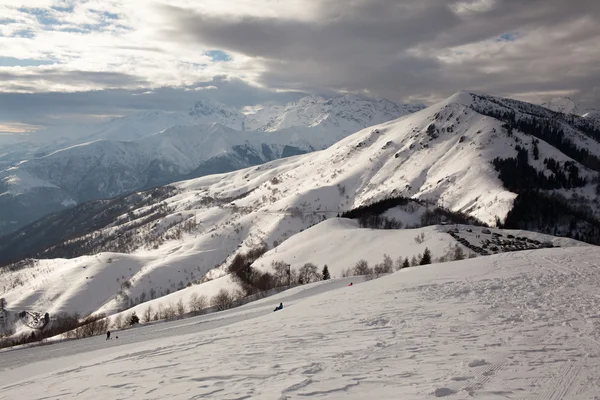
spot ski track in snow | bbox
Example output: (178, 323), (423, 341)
(2, 247), (600, 399)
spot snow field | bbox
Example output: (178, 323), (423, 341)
(2, 247), (600, 398)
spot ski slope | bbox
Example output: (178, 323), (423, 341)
(2, 247), (600, 399)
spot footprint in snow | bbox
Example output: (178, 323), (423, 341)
(468, 359), (488, 367)
(434, 388), (456, 397)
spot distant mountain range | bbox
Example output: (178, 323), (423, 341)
(0, 95), (425, 234)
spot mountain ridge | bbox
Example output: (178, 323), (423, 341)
(0, 94), (423, 234)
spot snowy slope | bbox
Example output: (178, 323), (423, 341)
(3, 247), (600, 399)
(251, 218), (584, 278)
(541, 97), (582, 114)
(3, 90), (600, 326)
(583, 110), (600, 126)
(0, 95), (421, 235)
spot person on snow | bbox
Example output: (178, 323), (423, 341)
(273, 303), (283, 312)
(349, 282), (353, 286)
(106, 330), (111, 340)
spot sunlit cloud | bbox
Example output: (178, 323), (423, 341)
(0, 0), (598, 130)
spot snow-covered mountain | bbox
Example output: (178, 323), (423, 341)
(541, 97), (583, 115)
(0, 95), (423, 235)
(245, 94), (424, 133)
(541, 96), (600, 121)
(2, 90), (600, 324)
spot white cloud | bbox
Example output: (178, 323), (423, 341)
(0, 0), (599, 129)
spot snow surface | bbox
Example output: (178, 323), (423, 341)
(252, 218), (584, 279)
(3, 247), (600, 399)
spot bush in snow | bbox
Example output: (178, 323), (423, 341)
(189, 293), (208, 315)
(129, 312), (140, 326)
(414, 232), (425, 244)
(67, 313), (109, 339)
(162, 303), (177, 320)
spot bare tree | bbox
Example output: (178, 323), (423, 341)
(176, 298), (186, 317)
(163, 303), (176, 320)
(453, 245), (465, 261)
(142, 305), (153, 323)
(112, 314), (123, 329)
(189, 293), (208, 315)
(298, 263), (321, 284)
(211, 289), (235, 311)
(353, 260), (371, 276)
(154, 303), (164, 321)
(411, 255), (419, 267)
(76, 314), (109, 338)
(380, 254), (394, 273)
(272, 261), (291, 287)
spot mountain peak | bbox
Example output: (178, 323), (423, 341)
(188, 98), (239, 118)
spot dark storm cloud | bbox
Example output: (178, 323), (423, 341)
(160, 0), (600, 108)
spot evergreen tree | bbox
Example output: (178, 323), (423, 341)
(129, 312), (140, 326)
(322, 265), (331, 280)
(532, 139), (539, 160)
(402, 257), (410, 269)
(420, 248), (432, 265)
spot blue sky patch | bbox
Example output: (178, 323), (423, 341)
(497, 32), (518, 42)
(102, 11), (119, 20)
(18, 7), (62, 26)
(51, 5), (75, 13)
(0, 57), (55, 67)
(11, 29), (36, 38)
(206, 50), (232, 62)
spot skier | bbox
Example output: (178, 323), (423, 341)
(106, 330), (110, 340)
(273, 303), (283, 312)
(349, 282), (353, 286)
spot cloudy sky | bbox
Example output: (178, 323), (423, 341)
(1, 0), (599, 133)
